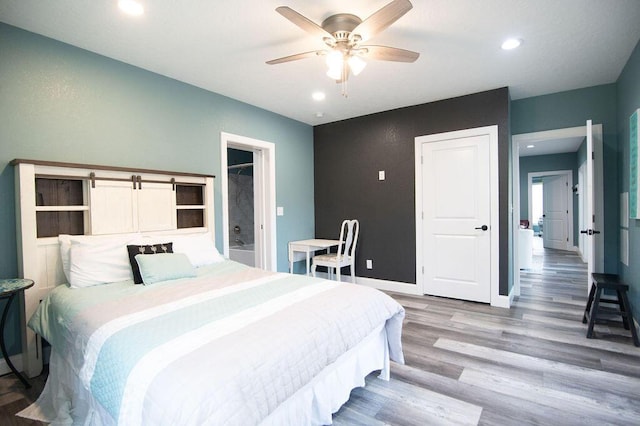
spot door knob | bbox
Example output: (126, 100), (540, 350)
(475, 225), (488, 231)
(580, 229), (601, 236)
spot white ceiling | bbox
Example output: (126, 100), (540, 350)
(518, 136), (585, 157)
(1, 0), (639, 126)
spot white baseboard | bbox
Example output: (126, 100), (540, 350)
(0, 353), (23, 377)
(354, 276), (422, 295)
(313, 272), (422, 295)
(316, 272), (511, 305)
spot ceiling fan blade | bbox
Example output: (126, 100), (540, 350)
(266, 50), (322, 65)
(360, 45), (419, 62)
(350, 0), (413, 42)
(276, 6), (335, 42)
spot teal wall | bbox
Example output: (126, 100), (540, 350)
(0, 23), (314, 355)
(519, 152), (580, 246)
(512, 84), (619, 273)
(617, 39), (640, 324)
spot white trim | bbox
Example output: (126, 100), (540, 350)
(414, 125), (500, 307)
(493, 293), (513, 309)
(512, 140), (521, 298)
(355, 276), (423, 295)
(313, 272), (423, 295)
(220, 132), (277, 272)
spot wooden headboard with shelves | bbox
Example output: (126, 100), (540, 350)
(12, 159), (215, 378)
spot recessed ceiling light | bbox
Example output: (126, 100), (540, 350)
(312, 92), (326, 101)
(118, 0), (144, 16)
(315, 112), (324, 118)
(501, 38), (522, 50)
(526, 144), (535, 148)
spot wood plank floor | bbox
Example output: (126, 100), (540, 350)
(2, 240), (639, 425)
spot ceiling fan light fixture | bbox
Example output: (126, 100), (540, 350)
(325, 50), (343, 69)
(267, 1), (419, 98)
(348, 56), (367, 76)
(326, 65), (343, 81)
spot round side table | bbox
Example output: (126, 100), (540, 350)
(0, 278), (34, 388)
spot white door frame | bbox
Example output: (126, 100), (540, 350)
(528, 170), (573, 251)
(415, 125), (501, 307)
(512, 124), (604, 297)
(221, 132), (277, 271)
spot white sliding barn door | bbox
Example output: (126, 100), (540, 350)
(417, 127), (496, 303)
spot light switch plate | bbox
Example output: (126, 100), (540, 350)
(366, 259), (373, 269)
(277, 206), (284, 216)
(378, 170), (385, 180)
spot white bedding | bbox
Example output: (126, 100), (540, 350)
(24, 260), (405, 425)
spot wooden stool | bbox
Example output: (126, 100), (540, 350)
(582, 273), (639, 347)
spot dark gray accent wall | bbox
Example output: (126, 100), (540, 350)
(314, 88), (510, 294)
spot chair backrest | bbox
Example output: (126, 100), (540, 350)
(337, 219), (359, 262)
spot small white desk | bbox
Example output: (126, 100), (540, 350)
(288, 239), (340, 275)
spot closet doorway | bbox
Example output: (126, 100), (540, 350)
(220, 132), (276, 271)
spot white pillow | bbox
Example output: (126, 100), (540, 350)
(64, 234), (141, 288)
(171, 232), (224, 267)
(59, 233), (141, 282)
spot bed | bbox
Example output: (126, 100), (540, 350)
(18, 232), (405, 425)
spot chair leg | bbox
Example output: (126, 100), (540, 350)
(311, 264), (317, 277)
(617, 289), (630, 330)
(586, 286), (602, 338)
(583, 283), (596, 324)
(619, 290), (640, 347)
(336, 266), (341, 282)
(351, 265), (355, 283)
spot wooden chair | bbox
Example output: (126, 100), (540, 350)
(312, 219), (359, 282)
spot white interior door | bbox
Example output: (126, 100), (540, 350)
(578, 163), (588, 261)
(420, 134), (491, 303)
(252, 150), (265, 269)
(583, 120), (604, 293)
(542, 174), (568, 250)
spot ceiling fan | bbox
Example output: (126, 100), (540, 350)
(266, 0), (420, 97)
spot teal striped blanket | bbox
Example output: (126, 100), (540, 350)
(29, 260), (405, 425)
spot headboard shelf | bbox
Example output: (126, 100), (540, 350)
(11, 158), (215, 179)
(13, 159), (216, 378)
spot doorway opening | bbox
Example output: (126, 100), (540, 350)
(220, 132), (277, 271)
(528, 170), (573, 251)
(227, 147), (256, 266)
(531, 180), (543, 237)
(512, 123), (604, 299)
